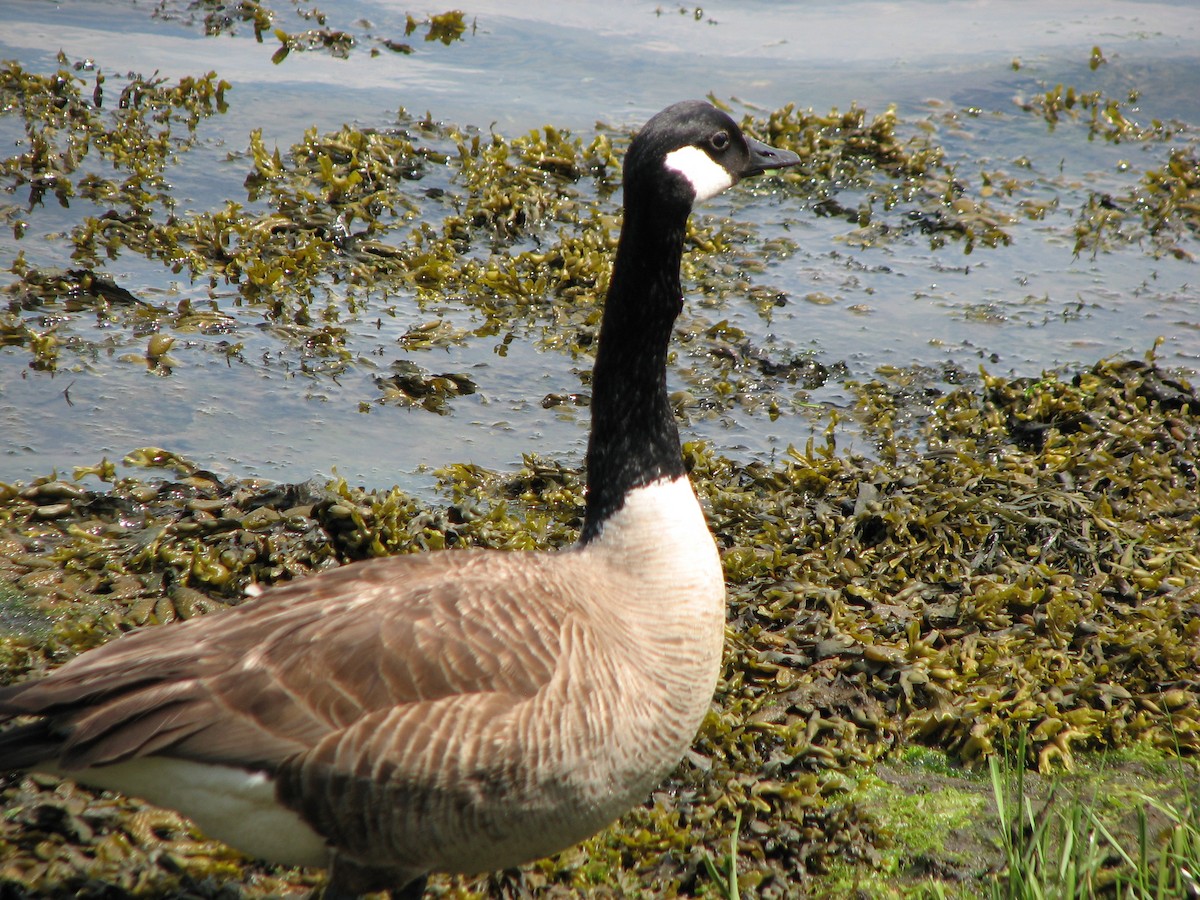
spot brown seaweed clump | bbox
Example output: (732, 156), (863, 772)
(0, 355), (1197, 896)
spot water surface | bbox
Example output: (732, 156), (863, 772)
(1, 0), (1197, 490)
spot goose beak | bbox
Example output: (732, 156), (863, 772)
(743, 137), (800, 177)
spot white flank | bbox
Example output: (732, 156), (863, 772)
(50, 757), (329, 868)
(663, 145), (733, 202)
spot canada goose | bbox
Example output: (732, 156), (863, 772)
(0, 100), (800, 899)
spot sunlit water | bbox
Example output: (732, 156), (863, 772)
(1, 0), (1197, 492)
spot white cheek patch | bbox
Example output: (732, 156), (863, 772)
(664, 145), (734, 202)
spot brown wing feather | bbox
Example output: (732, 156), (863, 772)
(0, 549), (567, 775)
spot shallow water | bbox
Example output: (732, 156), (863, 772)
(1, 0), (1197, 491)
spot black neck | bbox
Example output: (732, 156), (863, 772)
(580, 193), (692, 543)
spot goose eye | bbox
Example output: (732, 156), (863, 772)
(709, 131), (730, 151)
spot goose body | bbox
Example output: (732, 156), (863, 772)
(0, 101), (799, 898)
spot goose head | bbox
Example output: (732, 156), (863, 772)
(622, 100), (801, 208)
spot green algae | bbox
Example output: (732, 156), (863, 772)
(754, 101), (1015, 254)
(266, 9), (470, 66)
(3, 50), (1194, 433)
(145, 1), (468, 62)
(0, 56), (229, 216)
(1007, 46), (1200, 260)
(1, 68), (1008, 448)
